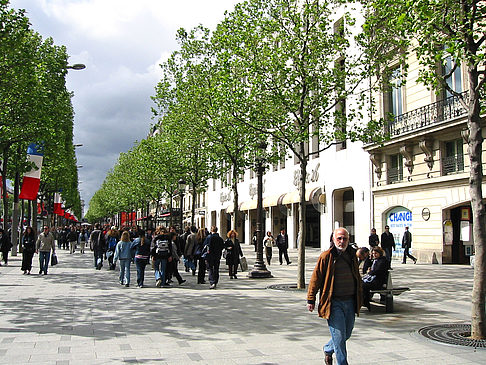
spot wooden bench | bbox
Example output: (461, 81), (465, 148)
(369, 270), (410, 313)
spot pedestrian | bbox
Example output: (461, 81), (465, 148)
(207, 226), (225, 289)
(276, 228), (291, 265)
(21, 226), (36, 274)
(78, 228), (89, 254)
(380, 225), (395, 266)
(113, 231), (134, 287)
(105, 226), (120, 270)
(194, 228), (207, 284)
(67, 226), (78, 254)
(167, 231), (186, 285)
(307, 227), (362, 365)
(184, 226), (197, 275)
(263, 231), (275, 265)
(35, 226), (56, 275)
(224, 229), (243, 279)
(133, 229), (150, 288)
(368, 228), (379, 249)
(401, 226), (417, 264)
(151, 227), (173, 288)
(89, 223), (106, 270)
(0, 228), (12, 266)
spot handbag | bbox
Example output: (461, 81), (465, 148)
(362, 273), (375, 283)
(240, 256), (248, 271)
(51, 252), (58, 266)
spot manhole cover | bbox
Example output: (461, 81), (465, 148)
(418, 323), (486, 348)
(267, 283), (304, 291)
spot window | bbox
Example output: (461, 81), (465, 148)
(388, 154), (403, 183)
(442, 139), (464, 174)
(444, 55), (462, 97)
(388, 67), (403, 117)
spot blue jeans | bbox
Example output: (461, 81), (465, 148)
(135, 258), (148, 286)
(39, 251), (50, 274)
(119, 259), (131, 285)
(154, 258), (168, 284)
(324, 298), (356, 365)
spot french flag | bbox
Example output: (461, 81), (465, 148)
(54, 192), (64, 215)
(19, 143), (44, 201)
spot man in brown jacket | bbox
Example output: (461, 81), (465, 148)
(307, 227), (362, 365)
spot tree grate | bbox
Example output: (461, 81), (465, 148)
(418, 323), (486, 349)
(267, 283), (305, 291)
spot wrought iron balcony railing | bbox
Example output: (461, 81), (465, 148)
(388, 91), (468, 137)
(442, 154), (465, 175)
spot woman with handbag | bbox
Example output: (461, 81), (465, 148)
(362, 246), (390, 310)
(225, 229), (243, 279)
(21, 227), (36, 274)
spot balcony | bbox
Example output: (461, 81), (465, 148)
(388, 91), (468, 137)
(442, 154), (465, 175)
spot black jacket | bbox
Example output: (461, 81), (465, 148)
(380, 231), (395, 250)
(208, 233), (224, 259)
(276, 233), (289, 250)
(367, 256), (390, 288)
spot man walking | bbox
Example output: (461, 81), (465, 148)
(207, 226), (224, 289)
(36, 226), (56, 275)
(401, 226), (417, 264)
(276, 228), (291, 265)
(89, 223), (106, 270)
(307, 227), (362, 365)
(380, 225), (395, 266)
(67, 226), (78, 254)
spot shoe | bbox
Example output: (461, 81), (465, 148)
(198, 280), (206, 284)
(23, 271), (27, 275)
(156, 279), (162, 287)
(138, 285), (143, 288)
(324, 352), (333, 365)
(185, 267), (189, 272)
(230, 276), (234, 279)
(43, 272), (47, 275)
(233, 275), (237, 279)
(287, 261), (292, 265)
(179, 280), (186, 285)
(27, 271), (31, 275)
(209, 284), (216, 289)
(120, 281), (124, 285)
(280, 263), (282, 265)
(192, 270), (196, 276)
(125, 284), (129, 287)
(39, 270), (42, 274)
(414, 259), (417, 264)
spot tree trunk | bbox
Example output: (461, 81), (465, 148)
(232, 167), (239, 232)
(1, 152), (9, 228)
(191, 183), (196, 227)
(297, 144), (307, 289)
(468, 66), (486, 339)
(10, 169), (20, 256)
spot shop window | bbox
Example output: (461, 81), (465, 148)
(388, 154), (403, 183)
(442, 139), (464, 174)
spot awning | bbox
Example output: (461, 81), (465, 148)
(263, 193), (286, 208)
(240, 199), (257, 211)
(281, 187), (322, 205)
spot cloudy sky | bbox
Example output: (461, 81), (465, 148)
(9, 0), (241, 213)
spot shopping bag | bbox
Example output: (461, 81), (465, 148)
(240, 256), (248, 271)
(51, 252), (58, 266)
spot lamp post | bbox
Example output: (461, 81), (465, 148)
(178, 179), (186, 232)
(248, 143), (272, 279)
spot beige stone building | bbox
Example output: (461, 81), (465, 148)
(364, 51), (481, 264)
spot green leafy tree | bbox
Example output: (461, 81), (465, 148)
(361, 0), (486, 338)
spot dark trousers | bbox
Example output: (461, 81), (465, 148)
(21, 251), (34, 271)
(279, 248), (290, 264)
(265, 247), (272, 265)
(167, 260), (184, 284)
(197, 257), (206, 283)
(402, 246), (416, 263)
(1, 250), (9, 264)
(93, 249), (103, 269)
(228, 264), (238, 277)
(208, 257), (221, 285)
(383, 247), (393, 265)
(135, 258), (148, 286)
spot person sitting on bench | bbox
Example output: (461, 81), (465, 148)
(357, 247), (372, 278)
(362, 247), (390, 310)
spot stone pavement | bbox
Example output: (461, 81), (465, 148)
(0, 245), (484, 365)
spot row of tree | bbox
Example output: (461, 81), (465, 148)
(0, 1), (82, 244)
(87, 0), (485, 337)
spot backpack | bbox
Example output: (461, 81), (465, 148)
(155, 238), (172, 259)
(108, 236), (117, 250)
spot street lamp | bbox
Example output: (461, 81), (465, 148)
(248, 142), (272, 279)
(67, 63), (86, 70)
(178, 179), (186, 232)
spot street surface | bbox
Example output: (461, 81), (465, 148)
(0, 246), (484, 364)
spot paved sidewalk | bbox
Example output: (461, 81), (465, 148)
(0, 246), (483, 364)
